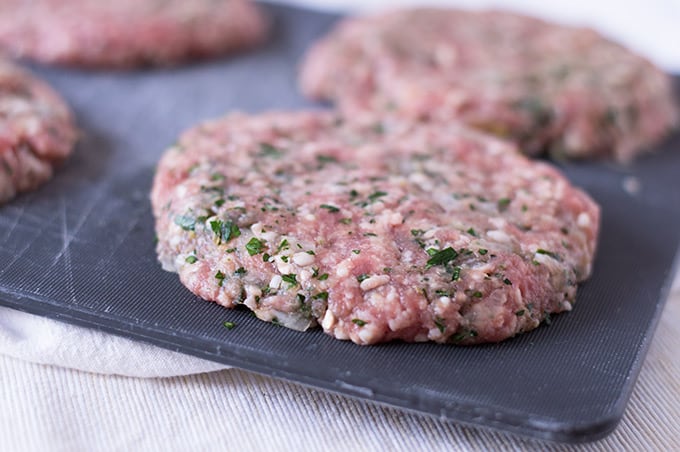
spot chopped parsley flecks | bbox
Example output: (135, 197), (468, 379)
(515, 310), (525, 316)
(536, 249), (559, 260)
(210, 219), (241, 245)
(277, 239), (290, 253)
(340, 218), (352, 225)
(223, 321), (236, 330)
(434, 317), (446, 333)
(352, 249), (361, 254)
(262, 253), (270, 262)
(478, 249), (488, 255)
(367, 191), (388, 203)
(320, 204), (340, 213)
(281, 274), (298, 287)
(259, 143), (283, 158)
(234, 267), (247, 275)
(316, 155), (338, 164)
(352, 318), (367, 327)
(214, 199), (225, 207)
(451, 266), (461, 281)
(471, 291), (483, 298)
(466, 227), (478, 237)
(357, 274), (370, 283)
(317, 273), (329, 281)
(215, 270), (226, 286)
(312, 291), (329, 301)
(185, 255), (198, 264)
(349, 189), (359, 199)
(497, 198), (511, 211)
(174, 215), (196, 231)
(245, 237), (265, 256)
(210, 173), (225, 181)
(425, 247), (459, 269)
(503, 278), (512, 285)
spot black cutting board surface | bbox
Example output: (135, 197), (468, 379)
(1, 3), (679, 443)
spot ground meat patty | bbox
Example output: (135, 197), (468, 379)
(0, 0), (267, 68)
(0, 61), (77, 204)
(151, 112), (600, 345)
(301, 8), (678, 162)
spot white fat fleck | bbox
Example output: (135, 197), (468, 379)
(489, 217), (507, 229)
(357, 324), (378, 344)
(577, 212), (591, 228)
(487, 229), (512, 243)
(408, 172), (434, 192)
(269, 274), (282, 290)
(303, 213), (316, 222)
(321, 309), (335, 330)
(299, 268), (313, 283)
(250, 222), (264, 236)
(274, 256), (293, 274)
(360, 275), (390, 291)
(533, 253), (553, 265)
(334, 327), (349, 340)
(437, 296), (451, 309)
(293, 252), (315, 266)
(562, 300), (573, 311)
(175, 185), (188, 197)
(382, 211), (403, 225)
(336, 260), (351, 277)
(261, 230), (278, 242)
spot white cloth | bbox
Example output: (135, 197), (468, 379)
(1, 1), (679, 450)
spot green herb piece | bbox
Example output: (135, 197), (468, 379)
(352, 249), (361, 254)
(478, 249), (488, 255)
(364, 232), (377, 237)
(536, 249), (559, 259)
(320, 204), (340, 213)
(544, 313), (553, 326)
(226, 248), (236, 253)
(245, 237), (265, 256)
(259, 143), (283, 158)
(318, 273), (329, 281)
(352, 318), (367, 326)
(174, 215), (196, 231)
(426, 247), (459, 269)
(277, 239), (289, 253)
(210, 219), (241, 244)
(383, 267), (392, 274)
(281, 274), (298, 287)
(356, 274), (370, 283)
(434, 317), (446, 333)
(210, 173), (225, 181)
(426, 248), (439, 257)
(349, 189), (359, 199)
(215, 270), (226, 286)
(316, 155), (338, 164)
(471, 291), (483, 298)
(262, 253), (270, 262)
(223, 321), (235, 330)
(368, 191), (388, 203)
(185, 255), (198, 264)
(466, 227), (477, 237)
(312, 291), (329, 301)
(503, 278), (512, 285)
(497, 198), (511, 211)
(234, 267), (247, 275)
(340, 218), (352, 225)
(214, 199), (226, 207)
(515, 310), (525, 316)
(306, 250), (315, 255)
(281, 256), (289, 263)
(411, 229), (425, 236)
(451, 266), (461, 281)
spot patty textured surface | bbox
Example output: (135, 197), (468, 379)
(152, 112), (600, 345)
(0, 0), (267, 68)
(0, 61), (77, 204)
(301, 8), (678, 162)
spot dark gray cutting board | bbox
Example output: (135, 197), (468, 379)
(1, 3), (679, 443)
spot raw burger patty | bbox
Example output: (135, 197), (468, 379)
(151, 112), (600, 345)
(301, 8), (678, 162)
(0, 0), (267, 68)
(0, 61), (77, 204)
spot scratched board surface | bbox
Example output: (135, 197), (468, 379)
(1, 3), (679, 443)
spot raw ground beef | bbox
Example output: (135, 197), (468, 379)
(0, 60), (77, 204)
(0, 0), (268, 68)
(152, 111), (599, 345)
(301, 8), (678, 162)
